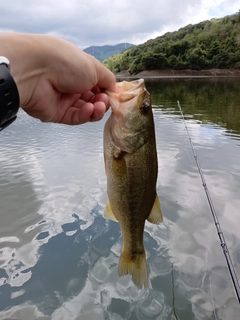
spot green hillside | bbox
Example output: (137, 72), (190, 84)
(103, 12), (240, 74)
(83, 43), (134, 62)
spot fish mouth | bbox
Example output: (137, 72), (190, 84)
(116, 79), (145, 93)
(106, 79), (149, 114)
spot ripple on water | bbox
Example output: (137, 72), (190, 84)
(91, 258), (111, 283)
(135, 290), (171, 320)
(1, 87), (240, 319)
(150, 247), (172, 278)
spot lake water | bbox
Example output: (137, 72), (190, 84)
(0, 78), (240, 320)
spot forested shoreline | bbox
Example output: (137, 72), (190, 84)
(104, 12), (240, 74)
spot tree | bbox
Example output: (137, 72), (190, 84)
(103, 12), (240, 72)
(141, 53), (167, 70)
(186, 47), (209, 69)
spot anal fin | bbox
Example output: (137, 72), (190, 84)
(147, 195), (163, 224)
(103, 200), (118, 222)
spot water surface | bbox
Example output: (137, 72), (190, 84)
(0, 78), (240, 319)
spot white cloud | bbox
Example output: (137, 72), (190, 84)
(0, 0), (238, 48)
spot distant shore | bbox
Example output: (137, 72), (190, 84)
(115, 68), (240, 78)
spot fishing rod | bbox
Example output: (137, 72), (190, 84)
(177, 100), (240, 304)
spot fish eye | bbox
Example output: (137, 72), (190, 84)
(140, 103), (150, 115)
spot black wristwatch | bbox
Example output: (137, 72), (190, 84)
(0, 56), (20, 131)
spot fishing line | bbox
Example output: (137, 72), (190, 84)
(177, 100), (240, 305)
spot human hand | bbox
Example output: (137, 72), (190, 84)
(0, 33), (116, 125)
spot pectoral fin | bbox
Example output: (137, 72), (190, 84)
(147, 195), (163, 224)
(103, 200), (118, 222)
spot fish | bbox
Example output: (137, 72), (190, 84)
(103, 79), (163, 288)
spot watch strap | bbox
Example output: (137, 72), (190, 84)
(0, 59), (20, 131)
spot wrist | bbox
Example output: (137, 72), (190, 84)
(0, 32), (46, 108)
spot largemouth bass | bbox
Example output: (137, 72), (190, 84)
(103, 79), (163, 288)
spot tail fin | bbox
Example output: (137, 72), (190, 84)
(118, 249), (148, 289)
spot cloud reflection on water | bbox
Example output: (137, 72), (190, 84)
(1, 80), (240, 319)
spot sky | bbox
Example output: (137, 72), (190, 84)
(0, 0), (239, 49)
